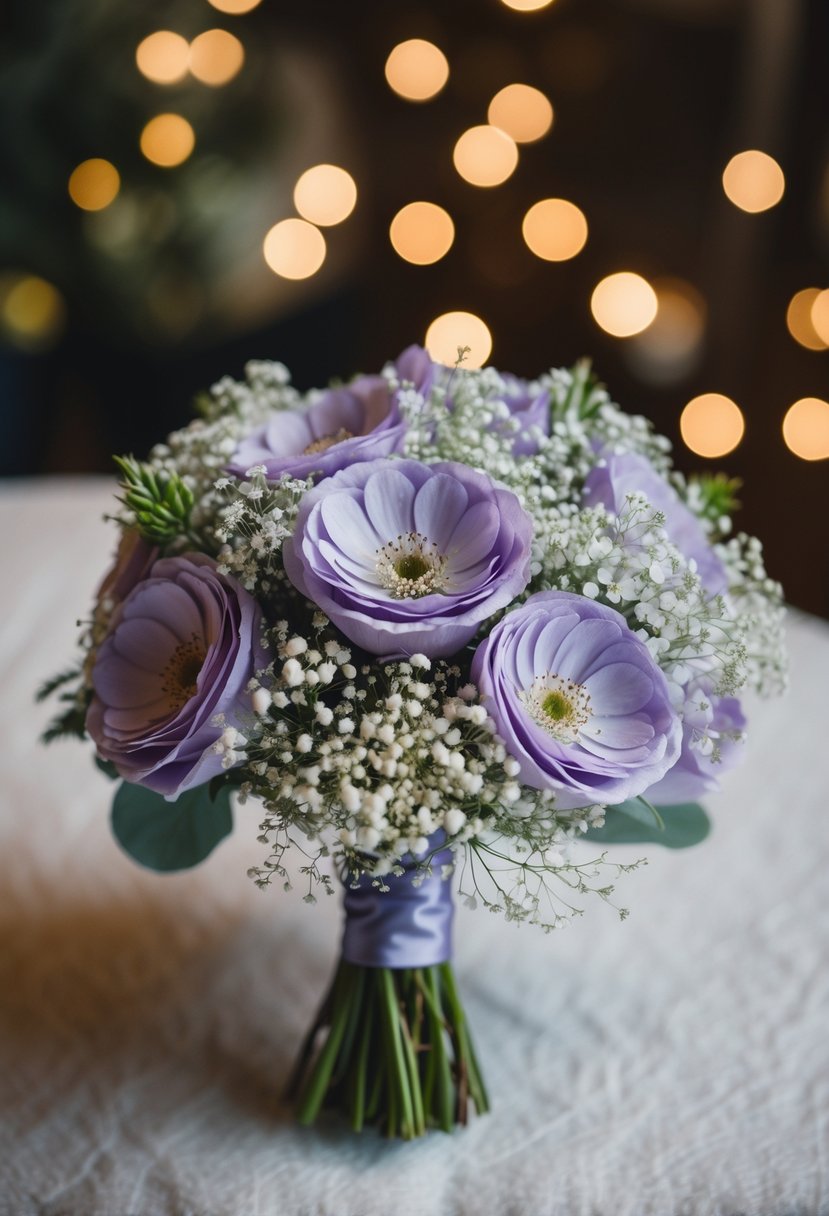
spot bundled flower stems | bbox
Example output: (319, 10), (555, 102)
(42, 347), (786, 1137)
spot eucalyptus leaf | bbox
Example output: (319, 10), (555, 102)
(95, 756), (119, 781)
(111, 780), (233, 872)
(584, 801), (710, 850)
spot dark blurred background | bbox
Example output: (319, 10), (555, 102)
(1, 0), (827, 614)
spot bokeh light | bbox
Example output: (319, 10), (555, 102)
(722, 150), (785, 213)
(384, 40), (449, 102)
(425, 311), (492, 368)
(786, 288), (828, 350)
(140, 114), (195, 167)
(189, 29), (245, 86)
(782, 397), (829, 461)
(453, 126), (518, 188)
(390, 202), (455, 265)
(488, 84), (553, 144)
(135, 31), (190, 85)
(206, 0), (261, 12)
(1, 275), (65, 347)
(68, 159), (120, 212)
(500, 0), (555, 10)
(263, 219), (326, 280)
(590, 272), (657, 338)
(680, 393), (745, 458)
(293, 165), (357, 227)
(809, 289), (829, 346)
(522, 198), (587, 261)
(628, 277), (706, 383)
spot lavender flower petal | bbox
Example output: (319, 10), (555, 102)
(283, 458), (534, 657)
(471, 590), (682, 809)
(87, 553), (266, 798)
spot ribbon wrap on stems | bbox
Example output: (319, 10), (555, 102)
(341, 845), (455, 969)
(291, 839), (488, 1136)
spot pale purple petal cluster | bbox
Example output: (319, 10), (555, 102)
(228, 346), (433, 482)
(496, 374), (551, 456)
(87, 554), (266, 798)
(583, 452), (727, 594)
(471, 590), (682, 809)
(283, 458), (533, 657)
(644, 686), (745, 804)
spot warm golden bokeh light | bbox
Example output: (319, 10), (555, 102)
(384, 39), (449, 102)
(68, 159), (120, 212)
(389, 202), (455, 265)
(522, 198), (587, 261)
(135, 31), (190, 85)
(809, 289), (829, 346)
(189, 29), (245, 86)
(488, 84), (553, 144)
(453, 126), (518, 188)
(293, 165), (357, 227)
(680, 393), (745, 458)
(786, 288), (828, 350)
(140, 114), (195, 167)
(629, 277), (706, 379)
(206, 0), (261, 12)
(782, 397), (829, 461)
(590, 272), (657, 338)
(500, 0), (555, 10)
(263, 219), (326, 280)
(2, 276), (65, 345)
(722, 150), (785, 213)
(424, 311), (492, 368)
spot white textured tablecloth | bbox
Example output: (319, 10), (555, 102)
(1, 477), (827, 1216)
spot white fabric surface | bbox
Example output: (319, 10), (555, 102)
(1, 476), (827, 1216)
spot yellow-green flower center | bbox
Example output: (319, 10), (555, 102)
(520, 672), (592, 743)
(395, 554), (431, 582)
(542, 690), (571, 722)
(376, 532), (448, 599)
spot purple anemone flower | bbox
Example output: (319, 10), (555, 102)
(644, 685), (745, 804)
(228, 346), (433, 483)
(496, 374), (551, 456)
(392, 344), (438, 398)
(94, 530), (158, 618)
(282, 458), (533, 658)
(471, 590), (682, 809)
(583, 452), (727, 595)
(87, 553), (267, 798)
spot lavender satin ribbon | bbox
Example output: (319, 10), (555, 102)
(341, 847), (454, 969)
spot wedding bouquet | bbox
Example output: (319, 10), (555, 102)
(41, 345), (786, 1138)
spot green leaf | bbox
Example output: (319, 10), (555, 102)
(111, 780), (233, 872)
(35, 667), (82, 703)
(95, 756), (119, 781)
(584, 801), (710, 850)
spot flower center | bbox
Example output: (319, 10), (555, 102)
(376, 532), (448, 599)
(160, 635), (206, 712)
(303, 428), (354, 455)
(520, 672), (592, 743)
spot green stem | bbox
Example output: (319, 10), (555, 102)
(439, 962), (490, 1116)
(380, 968), (415, 1138)
(295, 964), (353, 1125)
(331, 964), (365, 1087)
(350, 976), (374, 1133)
(425, 967), (454, 1133)
(288, 958), (488, 1137)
